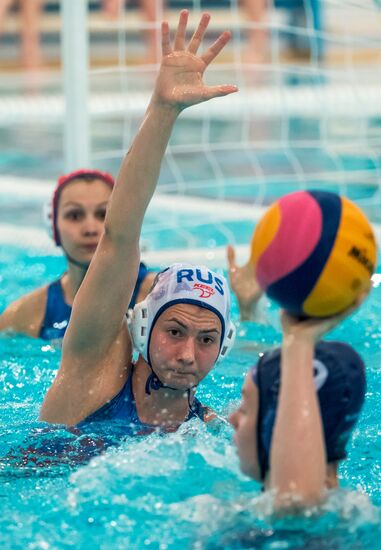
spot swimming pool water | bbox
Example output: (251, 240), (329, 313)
(0, 240), (380, 549)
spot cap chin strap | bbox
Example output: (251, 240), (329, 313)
(131, 299), (236, 366)
(144, 370), (168, 394)
(144, 366), (196, 395)
(144, 365), (198, 417)
(132, 297), (235, 414)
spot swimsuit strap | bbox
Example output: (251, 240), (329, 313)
(186, 395), (205, 422)
(39, 277), (72, 340)
(144, 368), (203, 420)
(144, 371), (164, 394)
(129, 262), (149, 310)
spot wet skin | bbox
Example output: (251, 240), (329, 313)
(149, 303), (222, 391)
(56, 179), (112, 266)
(229, 373), (260, 480)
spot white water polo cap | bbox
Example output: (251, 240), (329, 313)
(131, 263), (236, 365)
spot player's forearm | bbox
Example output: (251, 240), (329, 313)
(270, 336), (326, 509)
(238, 295), (262, 322)
(104, 100), (179, 245)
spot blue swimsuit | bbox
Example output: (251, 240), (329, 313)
(78, 370), (206, 436)
(39, 262), (150, 340)
(8, 372), (206, 468)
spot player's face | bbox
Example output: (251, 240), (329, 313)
(149, 303), (221, 391)
(229, 374), (259, 478)
(57, 179), (111, 264)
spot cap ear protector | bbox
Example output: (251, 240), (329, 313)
(130, 263), (236, 365)
(131, 299), (236, 363)
(43, 169), (115, 246)
(219, 320), (236, 359)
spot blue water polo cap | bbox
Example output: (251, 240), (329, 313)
(252, 340), (366, 480)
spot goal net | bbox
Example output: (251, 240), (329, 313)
(86, 1), (381, 265)
(1, 0), (381, 266)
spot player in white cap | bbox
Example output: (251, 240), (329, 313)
(40, 10), (238, 432)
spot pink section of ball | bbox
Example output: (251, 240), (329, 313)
(256, 192), (323, 289)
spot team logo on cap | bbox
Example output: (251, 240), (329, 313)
(193, 283), (215, 299)
(177, 268), (225, 296)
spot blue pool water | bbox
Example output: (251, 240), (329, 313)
(1, 2), (381, 542)
(0, 230), (380, 548)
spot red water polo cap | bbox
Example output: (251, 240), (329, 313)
(52, 169), (115, 245)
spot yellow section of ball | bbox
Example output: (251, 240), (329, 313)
(250, 202), (281, 274)
(303, 197), (377, 317)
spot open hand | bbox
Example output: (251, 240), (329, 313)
(153, 10), (238, 112)
(280, 290), (370, 343)
(227, 244), (263, 321)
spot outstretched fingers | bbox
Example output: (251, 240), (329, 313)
(188, 12), (211, 55)
(158, 11), (237, 109)
(163, 12), (232, 62)
(161, 21), (172, 56)
(201, 30), (232, 66)
(174, 9), (189, 51)
(202, 84), (238, 101)
(227, 244), (237, 272)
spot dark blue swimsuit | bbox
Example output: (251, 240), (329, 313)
(78, 371), (206, 435)
(9, 372), (206, 468)
(39, 262), (150, 340)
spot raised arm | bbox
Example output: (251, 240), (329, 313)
(226, 244), (263, 321)
(269, 296), (366, 511)
(269, 314), (326, 510)
(64, 11), (237, 360)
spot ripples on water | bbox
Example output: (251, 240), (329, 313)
(0, 244), (380, 548)
(0, 419), (379, 548)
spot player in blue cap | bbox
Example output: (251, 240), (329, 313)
(230, 300), (368, 511)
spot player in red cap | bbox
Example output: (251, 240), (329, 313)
(0, 169), (156, 340)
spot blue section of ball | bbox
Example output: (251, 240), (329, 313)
(266, 191), (342, 315)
